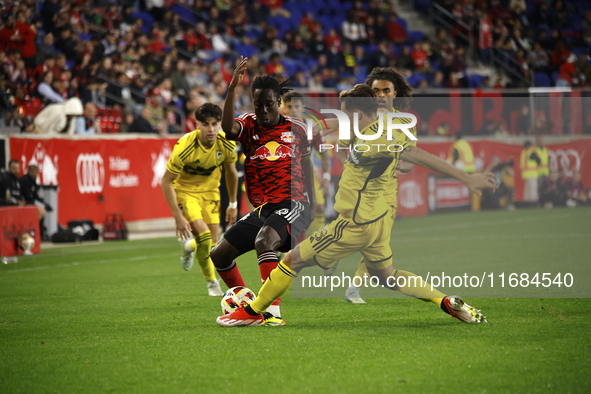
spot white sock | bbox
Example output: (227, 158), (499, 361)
(266, 304), (281, 317)
(347, 284), (360, 292)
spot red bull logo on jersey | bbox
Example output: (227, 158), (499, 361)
(250, 141), (294, 161)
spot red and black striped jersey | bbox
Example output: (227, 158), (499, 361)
(231, 113), (311, 207)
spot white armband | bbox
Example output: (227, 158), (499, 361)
(228, 202), (238, 209)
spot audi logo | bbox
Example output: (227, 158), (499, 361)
(76, 153), (105, 194)
(548, 149), (580, 177)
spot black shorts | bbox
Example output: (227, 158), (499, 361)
(223, 200), (310, 254)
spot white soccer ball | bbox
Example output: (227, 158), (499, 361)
(221, 286), (257, 315)
(21, 233), (35, 254)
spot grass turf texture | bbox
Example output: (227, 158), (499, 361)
(1, 207), (590, 393)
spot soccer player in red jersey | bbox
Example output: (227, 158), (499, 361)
(210, 56), (316, 325)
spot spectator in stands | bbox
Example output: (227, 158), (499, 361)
(34, 97), (83, 134)
(582, 11), (591, 44)
(369, 40), (392, 70)
(478, 12), (493, 66)
(129, 106), (160, 134)
(431, 71), (445, 88)
(75, 102), (100, 135)
(0, 159), (25, 207)
(396, 45), (415, 71)
(540, 171), (566, 208)
(342, 15), (367, 44)
(266, 53), (285, 76)
(120, 110), (135, 133)
(528, 42), (550, 75)
(411, 41), (430, 72)
(0, 14), (37, 68)
(386, 14), (407, 44)
(36, 71), (64, 104)
(556, 53), (576, 87)
(35, 32), (58, 64)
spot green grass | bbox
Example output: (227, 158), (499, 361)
(1, 208), (591, 393)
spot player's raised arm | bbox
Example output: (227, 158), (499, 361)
(400, 146), (497, 195)
(222, 56), (249, 139)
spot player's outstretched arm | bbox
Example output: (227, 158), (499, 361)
(161, 169), (192, 239)
(223, 162), (239, 226)
(400, 146), (497, 195)
(222, 56), (249, 139)
(314, 118), (340, 137)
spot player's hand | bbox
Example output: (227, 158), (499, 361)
(226, 207), (237, 226)
(175, 216), (192, 240)
(229, 56), (248, 89)
(465, 172), (497, 196)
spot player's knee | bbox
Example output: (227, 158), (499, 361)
(254, 229), (281, 254)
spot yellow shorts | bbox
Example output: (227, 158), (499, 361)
(314, 175), (325, 206)
(176, 189), (220, 224)
(300, 215), (393, 271)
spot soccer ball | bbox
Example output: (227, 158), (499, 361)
(21, 233), (35, 255)
(221, 286), (257, 315)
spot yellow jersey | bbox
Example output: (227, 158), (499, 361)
(166, 130), (237, 200)
(334, 115), (411, 225)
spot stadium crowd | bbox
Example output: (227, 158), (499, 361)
(431, 0), (591, 87)
(0, 0), (589, 136)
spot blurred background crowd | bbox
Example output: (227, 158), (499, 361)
(0, 0), (590, 136)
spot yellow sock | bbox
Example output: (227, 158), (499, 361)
(392, 270), (445, 307)
(195, 231), (215, 281)
(250, 262), (296, 314)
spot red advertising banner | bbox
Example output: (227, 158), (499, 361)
(415, 139), (591, 201)
(0, 206), (41, 257)
(431, 177), (471, 209)
(396, 173), (429, 217)
(10, 137), (179, 225)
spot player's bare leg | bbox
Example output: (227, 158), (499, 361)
(210, 239), (246, 288)
(366, 265), (487, 323)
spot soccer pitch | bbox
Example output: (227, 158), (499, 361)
(1, 208), (590, 393)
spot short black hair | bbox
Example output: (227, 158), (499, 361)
(8, 159), (19, 167)
(251, 75), (292, 98)
(195, 103), (222, 123)
(339, 84), (379, 115)
(365, 67), (413, 110)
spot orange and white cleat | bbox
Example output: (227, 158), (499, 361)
(216, 307), (265, 327)
(442, 296), (487, 323)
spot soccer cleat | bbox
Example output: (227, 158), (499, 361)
(262, 312), (286, 326)
(180, 239), (194, 271)
(344, 287), (366, 304)
(207, 279), (224, 296)
(216, 307), (264, 327)
(442, 296), (487, 323)
(323, 260), (340, 276)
